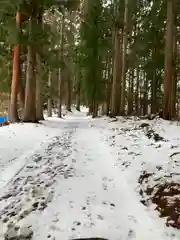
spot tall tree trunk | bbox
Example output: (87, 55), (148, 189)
(19, 81), (25, 109)
(127, 70), (134, 115)
(36, 53), (44, 120)
(47, 71), (52, 117)
(57, 12), (65, 118)
(76, 79), (81, 111)
(111, 0), (123, 117)
(143, 71), (148, 115)
(111, 27), (122, 116)
(163, 0), (174, 120)
(8, 12), (22, 122)
(66, 77), (72, 112)
(23, 44), (37, 122)
(135, 65), (140, 115)
(170, 3), (177, 119)
(120, 0), (129, 115)
(151, 65), (157, 114)
(66, 11), (76, 112)
(57, 68), (63, 118)
(151, 46), (158, 114)
(19, 51), (26, 109)
(106, 58), (112, 116)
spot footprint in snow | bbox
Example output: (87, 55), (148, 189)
(128, 229), (136, 239)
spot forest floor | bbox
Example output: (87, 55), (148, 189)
(0, 108), (180, 240)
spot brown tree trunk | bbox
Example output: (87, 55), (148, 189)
(143, 71), (148, 115)
(76, 79), (81, 111)
(92, 100), (98, 118)
(106, 58), (112, 116)
(19, 51), (26, 109)
(135, 65), (140, 115)
(169, 3), (177, 119)
(151, 61), (157, 114)
(36, 53), (44, 120)
(57, 68), (63, 118)
(66, 77), (72, 112)
(57, 12), (65, 118)
(47, 71), (52, 117)
(8, 12), (22, 122)
(19, 81), (25, 109)
(120, 0), (129, 115)
(163, 0), (174, 120)
(23, 44), (37, 122)
(127, 70), (134, 115)
(111, 27), (122, 116)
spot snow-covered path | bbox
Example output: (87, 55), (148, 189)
(0, 111), (178, 240)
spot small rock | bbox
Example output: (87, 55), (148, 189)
(82, 206), (86, 210)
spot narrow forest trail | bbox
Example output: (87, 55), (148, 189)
(0, 111), (178, 240)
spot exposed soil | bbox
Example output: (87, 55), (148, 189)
(139, 170), (180, 229)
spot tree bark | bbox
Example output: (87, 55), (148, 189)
(8, 12), (22, 122)
(120, 0), (129, 115)
(66, 77), (72, 112)
(163, 0), (174, 120)
(57, 68), (63, 118)
(36, 53), (44, 120)
(135, 65), (140, 115)
(47, 71), (52, 117)
(76, 79), (81, 111)
(111, 27), (122, 116)
(23, 44), (37, 122)
(127, 70), (134, 115)
(57, 12), (65, 118)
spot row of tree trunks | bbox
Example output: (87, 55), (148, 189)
(8, 12), (44, 123)
(8, 12), (22, 123)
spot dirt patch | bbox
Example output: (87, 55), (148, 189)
(152, 183), (180, 228)
(139, 170), (180, 229)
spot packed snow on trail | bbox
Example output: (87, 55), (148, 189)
(0, 109), (180, 240)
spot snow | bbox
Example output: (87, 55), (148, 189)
(0, 110), (180, 239)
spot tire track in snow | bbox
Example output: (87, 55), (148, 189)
(0, 126), (77, 233)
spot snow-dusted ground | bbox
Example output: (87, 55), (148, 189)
(0, 109), (180, 239)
